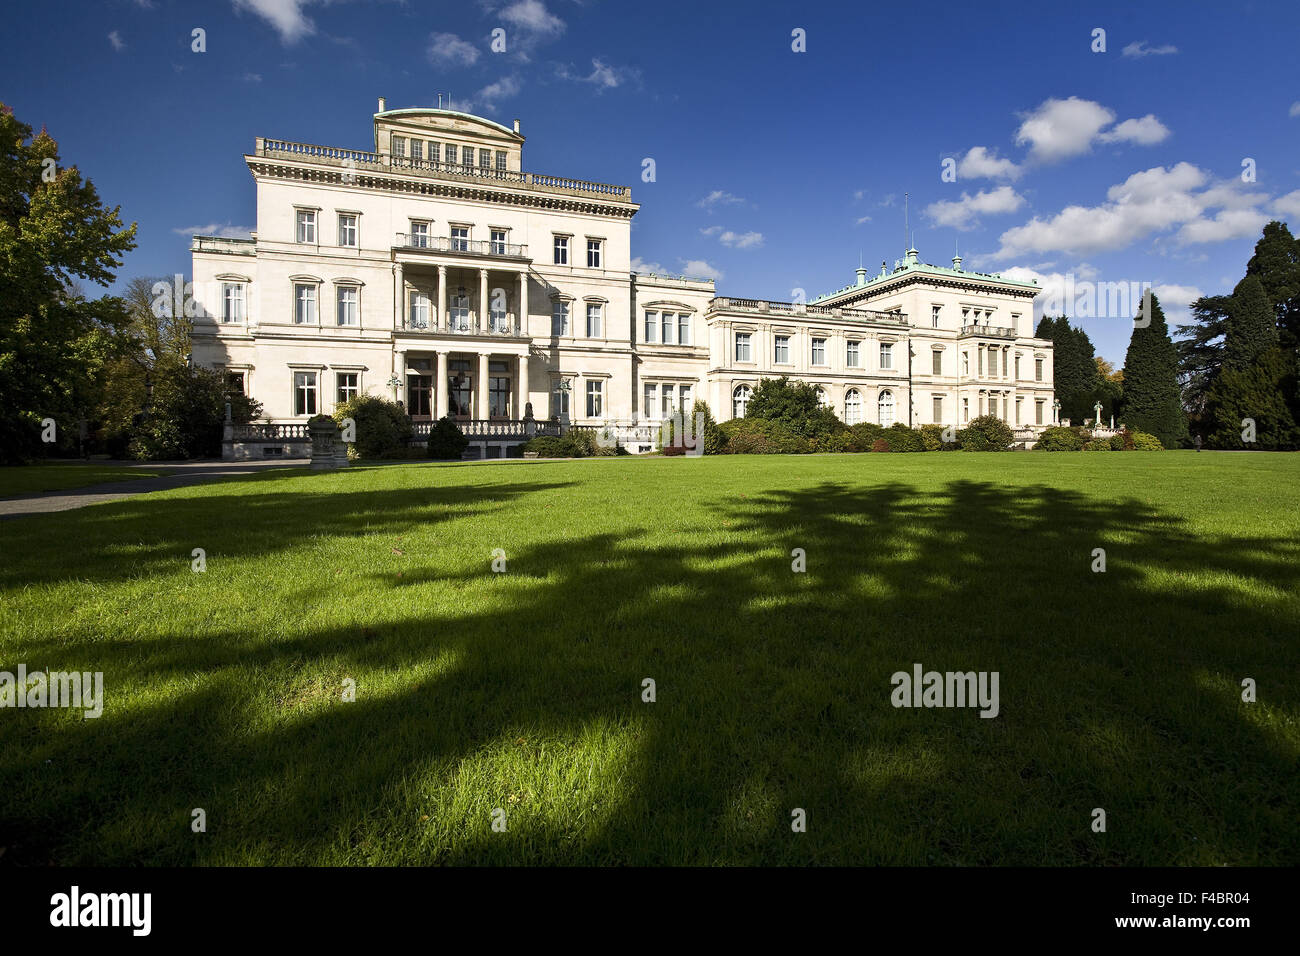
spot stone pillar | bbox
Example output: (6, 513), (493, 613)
(437, 265), (448, 331)
(395, 263), (405, 328)
(517, 351), (530, 420)
(479, 268), (489, 333)
(477, 352), (490, 420)
(1003, 346), (1010, 378)
(435, 350), (448, 419)
(518, 270), (529, 336)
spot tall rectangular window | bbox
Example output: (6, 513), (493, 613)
(553, 236), (569, 265)
(1035, 400), (1044, 425)
(391, 135), (406, 158)
(644, 312), (658, 344)
(491, 229), (507, 255)
(430, 142), (441, 164)
(294, 283), (315, 325)
(462, 148), (474, 171)
(336, 372), (358, 405)
(338, 214), (357, 247)
(661, 312), (674, 345)
(410, 140), (423, 162)
(295, 210), (316, 243)
(495, 150), (507, 174)
(489, 372), (510, 418)
(932, 350), (942, 375)
(933, 395), (943, 422)
(444, 144), (457, 165)
(644, 383), (657, 419)
(846, 341), (860, 367)
(586, 379), (603, 418)
(409, 221), (428, 248)
(1035, 358), (1044, 381)
(880, 343), (893, 370)
(1015, 355), (1021, 379)
(449, 290), (470, 331)
(735, 332), (752, 362)
(812, 337), (827, 365)
(294, 371), (317, 416)
(678, 313), (690, 345)
(336, 287), (358, 326)
(552, 300), (569, 336)
(963, 397), (969, 422)
(409, 290), (430, 329)
(479, 148), (491, 169)
(661, 383), (675, 419)
(932, 305), (941, 328)
(679, 385), (693, 415)
(963, 352), (970, 376)
(587, 240), (602, 268)
(451, 226), (469, 252)
(586, 302), (602, 338)
(222, 283), (244, 323)
(774, 335), (790, 364)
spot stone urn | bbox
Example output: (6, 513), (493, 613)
(307, 414), (342, 469)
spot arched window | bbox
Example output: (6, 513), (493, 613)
(733, 384), (752, 418)
(878, 389), (895, 427)
(844, 389), (862, 425)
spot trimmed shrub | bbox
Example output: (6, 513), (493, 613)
(1033, 426), (1085, 451)
(333, 395), (412, 460)
(957, 415), (1014, 452)
(883, 423), (925, 452)
(918, 423), (946, 451)
(743, 376), (845, 438)
(811, 430), (855, 453)
(871, 438), (890, 453)
(427, 415), (468, 460)
(716, 417), (812, 454)
(1108, 433), (1127, 451)
(1130, 430), (1164, 450)
(520, 435), (571, 457)
(848, 422), (887, 452)
(1082, 438), (1113, 451)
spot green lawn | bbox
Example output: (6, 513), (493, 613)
(0, 463), (169, 498)
(0, 452), (1296, 865)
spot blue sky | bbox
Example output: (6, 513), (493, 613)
(3, 0), (1298, 363)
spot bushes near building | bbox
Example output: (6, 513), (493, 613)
(333, 395), (412, 459)
(1033, 426), (1085, 451)
(716, 417), (812, 454)
(957, 415), (1014, 452)
(427, 415), (468, 460)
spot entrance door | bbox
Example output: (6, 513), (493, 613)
(407, 376), (432, 418)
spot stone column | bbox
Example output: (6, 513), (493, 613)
(435, 350), (448, 419)
(395, 263), (405, 328)
(517, 351), (530, 419)
(479, 268), (489, 333)
(518, 271), (529, 336)
(477, 352), (490, 420)
(437, 265), (448, 331)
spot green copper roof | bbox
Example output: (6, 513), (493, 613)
(812, 255), (1040, 304)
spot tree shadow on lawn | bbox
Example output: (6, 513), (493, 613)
(1, 477), (1297, 865)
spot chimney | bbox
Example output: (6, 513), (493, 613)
(513, 118), (521, 134)
(378, 96), (386, 112)
(855, 266), (868, 286)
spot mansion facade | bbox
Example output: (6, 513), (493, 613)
(192, 101), (1056, 450)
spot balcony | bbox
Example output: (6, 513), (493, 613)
(708, 297), (909, 327)
(254, 138), (634, 203)
(960, 324), (1019, 339)
(399, 313), (526, 337)
(394, 234), (529, 259)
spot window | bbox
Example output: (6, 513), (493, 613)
(295, 210), (316, 244)
(451, 226), (470, 252)
(1035, 358), (1044, 381)
(963, 397), (969, 422)
(490, 290), (507, 332)
(551, 380), (570, 419)
(932, 350), (943, 375)
(391, 135), (406, 158)
(444, 144), (457, 165)
(491, 229), (507, 255)
(963, 352), (970, 376)
(1011, 313), (1020, 335)
(495, 150), (507, 174)
(733, 384), (752, 417)
(880, 343), (893, 370)
(222, 282), (244, 323)
(336, 372), (358, 405)
(408, 369), (432, 417)
(978, 349), (984, 377)
(336, 287), (358, 326)
(932, 395), (943, 422)
(409, 221), (429, 248)
(586, 302), (602, 338)
(410, 140), (423, 162)
(661, 383), (675, 419)
(430, 142), (441, 164)
(680, 385), (693, 415)
(878, 390), (895, 427)
(448, 360), (471, 416)
(678, 313), (691, 345)
(552, 300), (569, 336)
(643, 311), (658, 344)
(815, 387), (829, 408)
(962, 308), (970, 325)
(735, 332), (752, 363)
(1002, 350), (1009, 377)
(1015, 354), (1021, 379)
(479, 148), (491, 170)
(1003, 396), (1009, 420)
(338, 214), (357, 247)
(661, 312), (674, 345)
(408, 290), (430, 329)
(489, 375), (510, 418)
(1015, 396), (1023, 425)
(644, 383), (657, 419)
(462, 149), (473, 171)
(774, 335), (790, 364)
(553, 235), (569, 265)
(225, 372), (245, 395)
(932, 305), (941, 328)
(812, 337), (827, 366)
(846, 341), (860, 367)
(294, 371), (317, 416)
(845, 389), (862, 425)
(585, 379), (603, 418)
(587, 239), (602, 268)
(1035, 399), (1044, 425)
(294, 283), (315, 325)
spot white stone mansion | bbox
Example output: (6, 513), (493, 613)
(192, 101), (1055, 449)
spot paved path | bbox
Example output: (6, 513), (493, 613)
(0, 460), (310, 519)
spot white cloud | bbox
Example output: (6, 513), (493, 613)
(473, 76), (522, 110)
(855, 215), (872, 225)
(242, 72), (263, 83)
(428, 32), (480, 67)
(1272, 189), (1300, 219)
(1122, 40), (1179, 57)
(557, 57), (640, 90)
(719, 230), (763, 249)
(108, 30), (125, 52)
(1290, 102), (1300, 118)
(924, 186), (1025, 230)
(697, 190), (745, 210)
(231, 0), (317, 44)
(175, 223), (255, 239)
(500, 0), (564, 37)
(680, 259), (723, 281)
(1176, 208), (1271, 244)
(1015, 97), (1169, 163)
(956, 146), (1021, 181)
(630, 256), (666, 274)
(1152, 283), (1203, 309)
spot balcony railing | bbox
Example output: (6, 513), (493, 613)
(411, 419), (561, 440)
(394, 234), (528, 258)
(960, 324), (1019, 338)
(232, 423), (309, 440)
(191, 236), (256, 255)
(708, 297), (908, 326)
(400, 314), (524, 337)
(255, 138), (634, 203)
